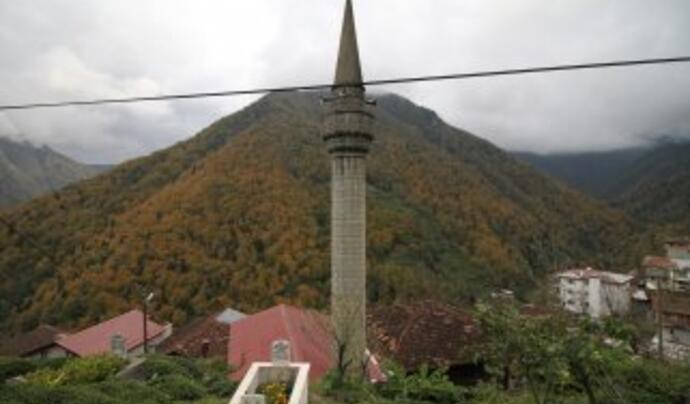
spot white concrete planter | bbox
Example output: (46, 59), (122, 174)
(229, 362), (310, 404)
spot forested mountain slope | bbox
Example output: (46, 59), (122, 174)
(515, 142), (690, 233)
(0, 92), (642, 331)
(612, 143), (690, 231)
(0, 137), (101, 208)
(513, 148), (647, 199)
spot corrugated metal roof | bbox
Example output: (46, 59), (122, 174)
(228, 304), (383, 382)
(56, 310), (167, 357)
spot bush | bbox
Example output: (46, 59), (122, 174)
(610, 358), (690, 404)
(376, 362), (460, 404)
(149, 373), (207, 401)
(32, 357), (68, 371)
(204, 375), (238, 397)
(92, 380), (169, 404)
(0, 357), (36, 382)
(0, 383), (115, 404)
(26, 355), (126, 386)
(138, 355), (193, 380)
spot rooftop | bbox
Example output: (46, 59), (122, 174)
(643, 256), (678, 270)
(159, 314), (229, 358)
(0, 325), (65, 357)
(228, 304), (384, 382)
(367, 300), (478, 370)
(556, 268), (633, 284)
(56, 309), (168, 357)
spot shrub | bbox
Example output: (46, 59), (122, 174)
(0, 383), (116, 404)
(0, 357), (36, 382)
(32, 357), (68, 371)
(376, 362), (460, 404)
(610, 358), (690, 404)
(138, 355), (194, 380)
(0, 383), (53, 404)
(92, 380), (169, 404)
(26, 355), (126, 386)
(149, 373), (207, 401)
(204, 375), (238, 397)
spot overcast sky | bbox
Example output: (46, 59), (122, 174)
(0, 0), (689, 163)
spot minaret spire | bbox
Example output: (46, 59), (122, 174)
(334, 0), (363, 87)
(323, 0), (374, 378)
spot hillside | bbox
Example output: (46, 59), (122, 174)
(513, 148), (647, 199)
(0, 92), (642, 331)
(0, 137), (102, 208)
(613, 143), (690, 231)
(515, 142), (690, 232)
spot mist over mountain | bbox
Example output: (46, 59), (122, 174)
(0, 137), (103, 209)
(514, 141), (690, 231)
(0, 92), (646, 332)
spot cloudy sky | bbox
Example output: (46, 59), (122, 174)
(0, 0), (689, 163)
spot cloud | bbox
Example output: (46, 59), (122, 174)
(0, 0), (689, 162)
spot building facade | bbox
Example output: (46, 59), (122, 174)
(556, 268), (633, 318)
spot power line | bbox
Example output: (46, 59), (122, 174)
(1, 56), (689, 111)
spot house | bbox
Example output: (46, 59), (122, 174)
(52, 309), (172, 358)
(665, 238), (690, 260)
(159, 310), (243, 359)
(366, 300), (482, 384)
(227, 304), (384, 382)
(0, 325), (66, 359)
(555, 268), (633, 318)
(642, 255), (690, 293)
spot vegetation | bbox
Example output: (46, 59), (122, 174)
(0, 92), (646, 332)
(0, 355), (236, 404)
(475, 301), (690, 404)
(0, 136), (101, 208)
(26, 355), (125, 386)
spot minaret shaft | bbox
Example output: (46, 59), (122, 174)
(323, 0), (373, 376)
(330, 154), (367, 371)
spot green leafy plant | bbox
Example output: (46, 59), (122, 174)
(376, 361), (460, 404)
(0, 357), (36, 382)
(149, 373), (207, 401)
(25, 355), (126, 386)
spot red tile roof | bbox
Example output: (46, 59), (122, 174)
(228, 304), (383, 382)
(0, 325), (65, 357)
(642, 255), (677, 269)
(56, 310), (167, 357)
(159, 314), (229, 358)
(367, 300), (479, 370)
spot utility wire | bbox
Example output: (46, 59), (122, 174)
(1, 56), (689, 111)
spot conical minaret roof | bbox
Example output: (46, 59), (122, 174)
(334, 0), (363, 87)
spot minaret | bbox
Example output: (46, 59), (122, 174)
(323, 0), (374, 375)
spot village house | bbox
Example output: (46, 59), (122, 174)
(159, 308), (245, 359)
(642, 239), (690, 293)
(0, 325), (66, 359)
(227, 304), (385, 382)
(367, 300), (482, 384)
(54, 309), (172, 358)
(640, 239), (690, 359)
(555, 267), (633, 318)
(0, 310), (173, 359)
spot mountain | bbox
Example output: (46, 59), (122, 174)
(514, 142), (690, 231)
(0, 137), (102, 208)
(0, 92), (642, 332)
(612, 143), (690, 231)
(513, 148), (647, 199)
